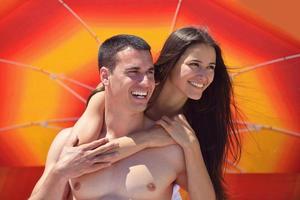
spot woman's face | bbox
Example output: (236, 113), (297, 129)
(169, 43), (216, 100)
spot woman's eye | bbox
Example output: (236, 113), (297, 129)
(189, 63), (199, 67)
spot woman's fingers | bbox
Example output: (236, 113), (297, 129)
(84, 162), (112, 174)
(87, 142), (119, 157)
(156, 119), (172, 133)
(93, 151), (119, 163)
(81, 138), (109, 151)
(163, 115), (187, 129)
(178, 114), (187, 121)
(177, 114), (193, 129)
(161, 116), (173, 124)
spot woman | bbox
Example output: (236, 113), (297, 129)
(147, 26), (241, 199)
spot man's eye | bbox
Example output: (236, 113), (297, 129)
(208, 65), (216, 70)
(147, 70), (154, 74)
(128, 71), (138, 74)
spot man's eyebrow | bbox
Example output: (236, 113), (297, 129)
(125, 66), (154, 71)
(125, 66), (140, 70)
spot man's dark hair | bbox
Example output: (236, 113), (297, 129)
(98, 34), (151, 72)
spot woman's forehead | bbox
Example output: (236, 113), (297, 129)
(181, 44), (216, 63)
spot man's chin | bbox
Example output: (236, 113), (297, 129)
(130, 103), (148, 112)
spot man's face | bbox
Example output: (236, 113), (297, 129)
(106, 47), (155, 113)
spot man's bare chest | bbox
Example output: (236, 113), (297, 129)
(70, 145), (182, 199)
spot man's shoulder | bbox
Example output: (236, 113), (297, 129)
(159, 144), (184, 157)
(44, 127), (74, 167)
(158, 144), (185, 172)
(56, 127), (73, 141)
(129, 144), (185, 176)
(49, 127), (73, 151)
(142, 144), (184, 165)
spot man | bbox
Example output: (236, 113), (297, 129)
(30, 35), (185, 199)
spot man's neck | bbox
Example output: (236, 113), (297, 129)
(104, 102), (145, 139)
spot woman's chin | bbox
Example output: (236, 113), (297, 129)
(187, 93), (203, 100)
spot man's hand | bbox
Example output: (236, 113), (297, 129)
(53, 133), (119, 180)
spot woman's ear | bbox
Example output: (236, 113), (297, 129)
(100, 67), (110, 86)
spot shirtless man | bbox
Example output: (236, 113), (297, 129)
(30, 34), (185, 200)
(69, 34), (186, 200)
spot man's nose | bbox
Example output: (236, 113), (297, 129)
(138, 74), (153, 86)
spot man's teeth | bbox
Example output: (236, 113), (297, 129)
(189, 81), (204, 88)
(131, 91), (147, 98)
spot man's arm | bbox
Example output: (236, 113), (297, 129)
(30, 128), (73, 200)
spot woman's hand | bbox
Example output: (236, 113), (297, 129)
(157, 115), (216, 200)
(54, 133), (119, 179)
(156, 114), (199, 149)
(144, 126), (176, 148)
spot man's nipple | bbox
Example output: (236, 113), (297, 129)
(73, 182), (81, 190)
(147, 182), (156, 191)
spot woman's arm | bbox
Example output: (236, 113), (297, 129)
(108, 126), (175, 163)
(73, 92), (105, 145)
(157, 114), (216, 200)
(74, 91), (174, 163)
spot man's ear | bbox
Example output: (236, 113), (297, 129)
(100, 67), (110, 86)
